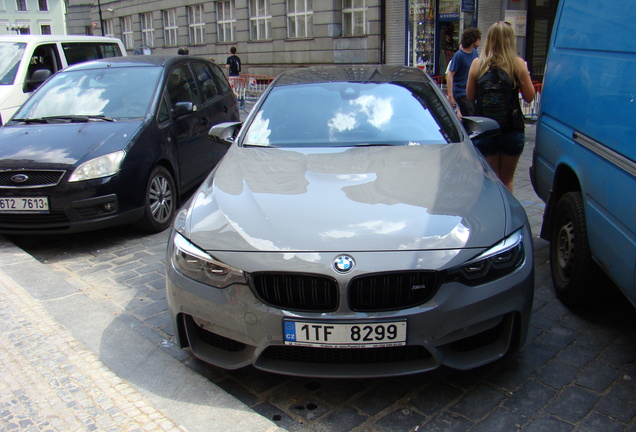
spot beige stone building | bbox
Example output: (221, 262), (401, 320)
(66, 1), (383, 77)
(66, 0), (553, 82)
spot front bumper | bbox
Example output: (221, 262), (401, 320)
(0, 176), (144, 234)
(166, 228), (534, 378)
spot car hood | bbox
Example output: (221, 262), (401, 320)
(185, 143), (509, 252)
(0, 121), (145, 168)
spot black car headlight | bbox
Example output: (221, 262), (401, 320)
(447, 229), (525, 286)
(69, 150), (126, 182)
(172, 232), (246, 288)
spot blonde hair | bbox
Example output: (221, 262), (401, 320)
(476, 21), (525, 87)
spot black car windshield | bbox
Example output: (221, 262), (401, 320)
(13, 65), (163, 120)
(243, 81), (460, 147)
(0, 42), (26, 85)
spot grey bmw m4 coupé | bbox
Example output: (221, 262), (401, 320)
(166, 65), (534, 378)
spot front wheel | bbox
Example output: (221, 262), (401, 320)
(134, 166), (176, 233)
(549, 191), (599, 306)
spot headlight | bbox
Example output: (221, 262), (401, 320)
(69, 150), (126, 182)
(447, 229), (525, 286)
(172, 232), (246, 288)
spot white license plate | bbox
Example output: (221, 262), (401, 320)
(283, 320), (407, 348)
(0, 197), (49, 213)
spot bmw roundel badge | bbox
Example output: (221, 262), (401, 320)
(333, 255), (355, 273)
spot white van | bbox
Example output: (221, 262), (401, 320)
(0, 35), (127, 124)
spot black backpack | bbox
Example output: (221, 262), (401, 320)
(475, 67), (520, 130)
(228, 56), (241, 75)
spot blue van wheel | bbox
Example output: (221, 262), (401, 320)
(549, 192), (599, 306)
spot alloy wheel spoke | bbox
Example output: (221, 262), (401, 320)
(148, 175), (173, 223)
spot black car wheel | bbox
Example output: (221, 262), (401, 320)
(549, 191), (599, 306)
(135, 166), (176, 233)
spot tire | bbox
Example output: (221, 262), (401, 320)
(134, 166), (176, 233)
(549, 191), (599, 306)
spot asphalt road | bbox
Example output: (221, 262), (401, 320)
(5, 122), (636, 432)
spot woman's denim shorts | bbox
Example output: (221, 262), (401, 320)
(474, 130), (525, 157)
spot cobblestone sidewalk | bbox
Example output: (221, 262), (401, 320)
(0, 269), (186, 432)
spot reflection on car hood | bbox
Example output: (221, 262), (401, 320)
(187, 143), (508, 252)
(0, 121), (145, 168)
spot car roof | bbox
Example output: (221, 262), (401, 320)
(64, 55), (216, 72)
(0, 35), (123, 43)
(273, 65), (430, 86)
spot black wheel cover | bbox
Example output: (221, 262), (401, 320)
(549, 191), (598, 306)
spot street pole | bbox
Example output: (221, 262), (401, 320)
(97, 0), (104, 36)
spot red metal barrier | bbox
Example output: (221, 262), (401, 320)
(229, 74), (273, 101)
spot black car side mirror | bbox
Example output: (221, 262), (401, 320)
(462, 116), (500, 141)
(174, 102), (197, 117)
(208, 121), (242, 144)
(24, 69), (52, 92)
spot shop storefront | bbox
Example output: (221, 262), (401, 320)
(408, 0), (477, 77)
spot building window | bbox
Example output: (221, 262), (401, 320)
(162, 9), (178, 47)
(342, 0), (366, 36)
(287, 0), (313, 39)
(103, 19), (115, 38)
(16, 0), (27, 11)
(120, 15), (134, 50)
(140, 12), (154, 47)
(216, 1), (236, 43)
(38, 0), (47, 11)
(249, 0), (271, 41)
(12, 23), (29, 34)
(187, 4), (205, 45)
(40, 24), (51, 34)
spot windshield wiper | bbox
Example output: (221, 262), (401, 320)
(10, 117), (49, 124)
(44, 115), (116, 123)
(354, 142), (393, 147)
(85, 115), (115, 122)
(11, 115), (116, 124)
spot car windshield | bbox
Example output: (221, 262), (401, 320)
(243, 81), (460, 147)
(13, 65), (163, 120)
(0, 42), (27, 85)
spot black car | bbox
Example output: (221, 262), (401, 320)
(0, 55), (239, 234)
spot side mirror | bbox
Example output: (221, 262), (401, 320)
(174, 102), (196, 117)
(462, 116), (500, 140)
(24, 69), (52, 92)
(208, 121), (242, 144)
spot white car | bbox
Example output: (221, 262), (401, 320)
(0, 35), (126, 124)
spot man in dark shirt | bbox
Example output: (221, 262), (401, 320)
(447, 27), (481, 117)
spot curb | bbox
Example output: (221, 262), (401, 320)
(0, 235), (284, 432)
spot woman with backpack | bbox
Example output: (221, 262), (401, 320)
(466, 21), (535, 193)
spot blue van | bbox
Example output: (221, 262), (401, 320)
(531, 0), (635, 307)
